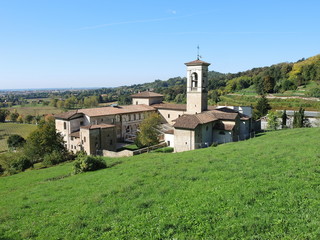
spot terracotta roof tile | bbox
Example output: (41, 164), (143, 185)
(164, 129), (174, 134)
(152, 103), (216, 111)
(54, 111), (83, 120)
(173, 112), (218, 129)
(81, 124), (115, 130)
(70, 131), (80, 138)
(79, 104), (155, 117)
(208, 109), (238, 120)
(152, 103), (187, 111)
(215, 122), (235, 131)
(185, 59), (210, 66)
(130, 91), (164, 98)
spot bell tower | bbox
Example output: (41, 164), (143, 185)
(185, 58), (210, 114)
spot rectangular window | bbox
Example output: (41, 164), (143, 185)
(168, 114), (170, 119)
(136, 101), (138, 105)
(71, 136), (74, 141)
(84, 137), (86, 142)
(80, 121), (84, 126)
(64, 122), (67, 130)
(167, 141), (170, 146)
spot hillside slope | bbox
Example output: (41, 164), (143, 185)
(1, 128), (320, 239)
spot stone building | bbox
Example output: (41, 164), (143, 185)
(55, 58), (254, 154)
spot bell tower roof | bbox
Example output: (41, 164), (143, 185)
(185, 59), (210, 66)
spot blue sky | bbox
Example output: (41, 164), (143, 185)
(1, 0), (319, 89)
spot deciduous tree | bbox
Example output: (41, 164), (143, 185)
(24, 118), (67, 163)
(136, 113), (161, 148)
(0, 109), (10, 122)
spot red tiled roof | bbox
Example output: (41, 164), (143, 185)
(164, 129), (174, 134)
(208, 109), (238, 120)
(70, 131), (80, 138)
(152, 103), (216, 111)
(185, 59), (210, 66)
(152, 103), (187, 111)
(215, 122), (235, 131)
(54, 111), (83, 120)
(173, 112), (218, 129)
(130, 91), (164, 98)
(80, 124), (115, 130)
(79, 104), (155, 117)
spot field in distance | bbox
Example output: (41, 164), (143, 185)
(0, 123), (37, 153)
(0, 128), (320, 239)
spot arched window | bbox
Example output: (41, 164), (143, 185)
(191, 72), (198, 88)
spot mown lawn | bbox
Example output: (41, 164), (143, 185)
(0, 128), (320, 239)
(0, 123), (37, 152)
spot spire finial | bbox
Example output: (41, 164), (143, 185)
(197, 45), (202, 60)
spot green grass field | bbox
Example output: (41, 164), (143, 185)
(9, 105), (63, 116)
(1, 128), (320, 239)
(0, 123), (37, 153)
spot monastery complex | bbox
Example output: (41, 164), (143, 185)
(55, 59), (254, 154)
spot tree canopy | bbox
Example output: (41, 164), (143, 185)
(24, 118), (67, 163)
(136, 113), (161, 148)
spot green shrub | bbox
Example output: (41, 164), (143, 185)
(307, 87), (320, 97)
(43, 150), (68, 167)
(7, 134), (26, 150)
(153, 147), (174, 153)
(10, 155), (33, 172)
(211, 142), (218, 147)
(73, 155), (107, 174)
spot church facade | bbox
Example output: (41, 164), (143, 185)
(55, 59), (253, 154)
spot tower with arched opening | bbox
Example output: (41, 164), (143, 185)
(185, 59), (210, 114)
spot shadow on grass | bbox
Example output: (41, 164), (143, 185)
(44, 173), (71, 182)
(254, 132), (266, 138)
(107, 161), (123, 168)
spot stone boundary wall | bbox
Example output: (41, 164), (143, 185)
(102, 142), (167, 158)
(103, 149), (133, 158)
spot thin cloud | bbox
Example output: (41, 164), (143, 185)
(159, 31), (299, 35)
(78, 12), (209, 30)
(167, 9), (177, 15)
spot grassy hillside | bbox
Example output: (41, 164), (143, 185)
(1, 128), (320, 239)
(0, 123), (37, 153)
(220, 94), (320, 111)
